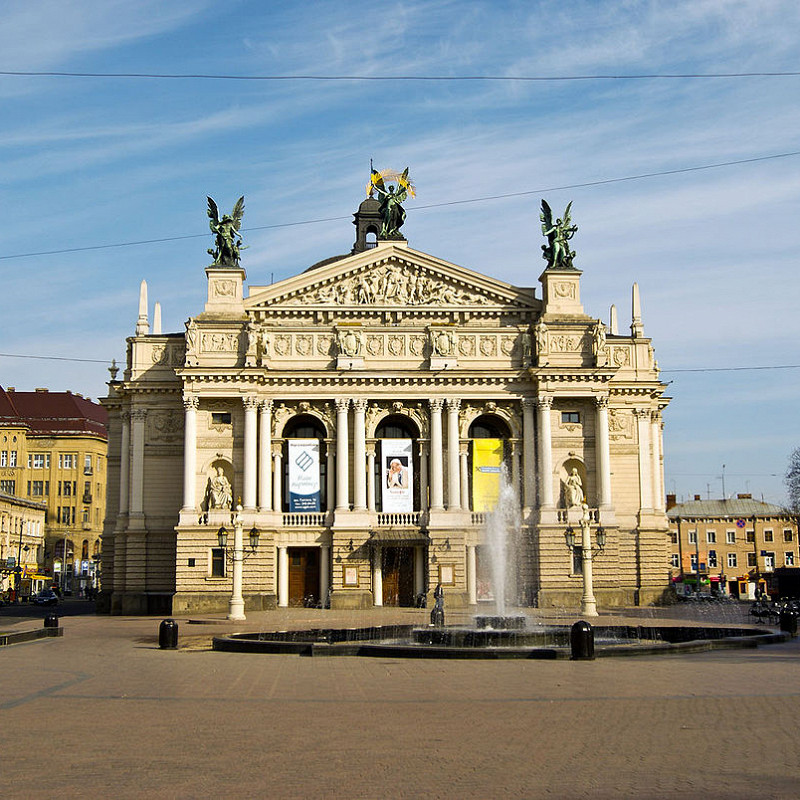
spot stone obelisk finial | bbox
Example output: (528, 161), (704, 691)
(135, 279), (149, 336)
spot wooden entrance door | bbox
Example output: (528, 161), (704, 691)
(288, 547), (320, 607)
(382, 546), (415, 607)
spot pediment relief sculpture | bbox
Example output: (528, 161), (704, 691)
(284, 264), (493, 308)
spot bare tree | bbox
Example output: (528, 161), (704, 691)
(784, 447), (800, 512)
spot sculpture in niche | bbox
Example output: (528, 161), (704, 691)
(184, 319), (198, 366)
(534, 320), (548, 365)
(521, 331), (532, 365)
(592, 321), (606, 366)
(207, 196), (245, 267)
(564, 468), (584, 507)
(259, 329), (271, 365)
(207, 467), (233, 510)
(540, 199), (577, 269)
(245, 320), (258, 367)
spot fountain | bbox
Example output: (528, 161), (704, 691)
(474, 468), (526, 631)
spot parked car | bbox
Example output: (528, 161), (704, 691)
(33, 589), (58, 606)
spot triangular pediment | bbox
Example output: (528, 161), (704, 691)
(246, 242), (537, 312)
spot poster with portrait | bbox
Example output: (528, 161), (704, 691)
(381, 439), (413, 513)
(288, 439), (320, 512)
(472, 438), (503, 512)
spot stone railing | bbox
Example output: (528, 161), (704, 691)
(282, 512), (328, 527)
(376, 511), (421, 527)
(556, 507), (599, 524)
(470, 512), (487, 526)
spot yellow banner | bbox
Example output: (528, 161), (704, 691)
(472, 439), (503, 512)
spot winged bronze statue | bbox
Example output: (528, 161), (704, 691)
(368, 166), (414, 239)
(207, 195), (245, 266)
(540, 199), (577, 269)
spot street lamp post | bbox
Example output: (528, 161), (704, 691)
(565, 503), (606, 617)
(217, 503), (260, 622)
(14, 519), (28, 602)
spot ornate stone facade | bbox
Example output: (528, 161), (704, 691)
(99, 210), (671, 616)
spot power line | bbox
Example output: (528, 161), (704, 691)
(2, 70), (800, 81)
(2, 150), (798, 262)
(0, 352), (110, 364)
(662, 365), (800, 373)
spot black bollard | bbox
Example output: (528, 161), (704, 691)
(779, 609), (798, 637)
(44, 614), (59, 629)
(570, 620), (595, 660)
(159, 618), (179, 649)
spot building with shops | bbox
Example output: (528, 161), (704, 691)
(0, 386), (108, 595)
(99, 193), (671, 616)
(666, 494), (799, 599)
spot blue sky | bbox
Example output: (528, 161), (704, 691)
(3, 0), (799, 505)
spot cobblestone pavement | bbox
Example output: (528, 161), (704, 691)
(1, 604), (798, 799)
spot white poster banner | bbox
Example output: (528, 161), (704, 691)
(288, 439), (320, 512)
(381, 439), (413, 513)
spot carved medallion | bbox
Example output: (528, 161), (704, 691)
(214, 280), (236, 298)
(553, 281), (576, 299)
(612, 347), (630, 366)
(500, 335), (515, 356)
(388, 335), (405, 356)
(367, 335), (384, 356)
(316, 334), (334, 356)
(274, 334), (292, 357)
(295, 334), (312, 357)
(409, 335), (426, 357)
(459, 336), (476, 357)
(479, 336), (497, 357)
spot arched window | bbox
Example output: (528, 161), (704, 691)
(375, 415), (420, 511)
(468, 415), (512, 512)
(282, 415), (327, 512)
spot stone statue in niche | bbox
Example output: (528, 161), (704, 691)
(259, 329), (271, 366)
(184, 319), (198, 366)
(521, 331), (532, 365)
(534, 320), (548, 365)
(245, 320), (258, 367)
(592, 321), (606, 366)
(564, 468), (584, 507)
(207, 467), (233, 510)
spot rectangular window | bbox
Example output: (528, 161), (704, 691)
(82, 508), (89, 523)
(726, 530), (736, 545)
(688, 530), (697, 544)
(670, 554), (679, 568)
(783, 529), (793, 542)
(211, 412), (232, 425)
(561, 411), (580, 424)
(31, 480), (44, 497)
(764, 552), (775, 571)
(670, 531), (678, 544)
(690, 554), (698, 571)
(9, 451), (17, 467)
(727, 553), (737, 568)
(84, 454), (92, 471)
(0, 479), (15, 494)
(0, 452), (6, 467)
(747, 552), (757, 567)
(764, 529), (773, 542)
(32, 453), (46, 469)
(746, 530), (755, 543)
(572, 549), (583, 574)
(707, 550), (717, 568)
(211, 548), (225, 577)
(44, 480), (49, 495)
(786, 552), (795, 567)
(59, 454), (76, 469)
(706, 530), (716, 543)
(188, 558), (196, 568)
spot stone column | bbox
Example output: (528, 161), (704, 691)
(535, 397), (554, 508)
(335, 399), (349, 511)
(511, 440), (521, 501)
(278, 546), (289, 607)
(372, 545), (383, 606)
(651, 411), (664, 511)
(419, 441), (429, 512)
(366, 443), (376, 512)
(636, 409), (653, 511)
(325, 440), (335, 513)
(319, 545), (330, 606)
(258, 400), (272, 511)
(181, 397), (198, 513)
(522, 398), (536, 508)
(446, 399), (461, 510)
(429, 399), (444, 510)
(352, 399), (367, 511)
(459, 442), (470, 511)
(272, 441), (283, 513)
(242, 396), (258, 510)
(595, 396), (612, 509)
(467, 544), (477, 605)
(129, 408), (147, 521)
(119, 410), (131, 516)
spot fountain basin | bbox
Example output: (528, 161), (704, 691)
(212, 624), (787, 658)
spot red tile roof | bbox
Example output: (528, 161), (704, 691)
(0, 387), (107, 439)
